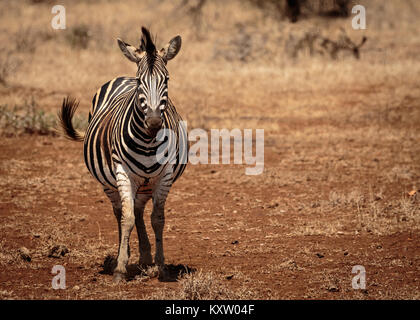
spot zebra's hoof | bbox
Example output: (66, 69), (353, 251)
(157, 266), (172, 282)
(113, 272), (125, 283)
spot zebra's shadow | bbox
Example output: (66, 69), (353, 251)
(99, 255), (196, 282)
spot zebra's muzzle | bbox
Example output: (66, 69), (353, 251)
(145, 117), (163, 136)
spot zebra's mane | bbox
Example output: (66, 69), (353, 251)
(139, 27), (157, 72)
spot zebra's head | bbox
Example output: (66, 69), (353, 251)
(117, 27), (181, 136)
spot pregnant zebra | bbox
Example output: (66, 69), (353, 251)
(58, 27), (188, 282)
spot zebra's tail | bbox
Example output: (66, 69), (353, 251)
(57, 96), (85, 142)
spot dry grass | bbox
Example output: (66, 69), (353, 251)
(0, 240), (21, 266)
(146, 270), (259, 300)
(0, 98), (56, 135)
(0, 99), (88, 136)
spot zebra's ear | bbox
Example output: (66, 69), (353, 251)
(159, 35), (182, 61)
(117, 38), (141, 63)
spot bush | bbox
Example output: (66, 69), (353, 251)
(66, 25), (91, 49)
(0, 98), (56, 135)
(0, 98), (87, 136)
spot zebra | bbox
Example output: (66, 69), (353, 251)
(58, 27), (188, 282)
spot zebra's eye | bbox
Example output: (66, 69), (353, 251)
(159, 98), (167, 111)
(140, 101), (147, 112)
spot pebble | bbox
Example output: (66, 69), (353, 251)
(48, 245), (69, 258)
(19, 247), (31, 262)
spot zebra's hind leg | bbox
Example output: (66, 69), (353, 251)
(134, 194), (153, 268)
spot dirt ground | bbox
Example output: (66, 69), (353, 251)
(0, 0), (419, 300)
(0, 117), (418, 299)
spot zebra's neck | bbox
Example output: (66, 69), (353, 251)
(125, 93), (165, 145)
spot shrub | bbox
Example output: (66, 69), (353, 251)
(66, 24), (91, 49)
(0, 98), (87, 136)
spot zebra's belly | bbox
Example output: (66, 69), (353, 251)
(83, 132), (118, 190)
(83, 134), (174, 193)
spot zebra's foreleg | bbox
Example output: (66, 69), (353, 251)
(134, 194), (153, 267)
(111, 201), (132, 260)
(113, 164), (136, 283)
(151, 188), (169, 281)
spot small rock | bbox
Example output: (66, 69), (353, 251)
(19, 247), (31, 262)
(311, 202), (320, 208)
(316, 253), (324, 258)
(325, 278), (340, 292)
(73, 285), (80, 291)
(327, 285), (339, 292)
(344, 251), (349, 256)
(267, 202), (279, 209)
(231, 240), (239, 245)
(226, 274), (234, 280)
(48, 245), (69, 258)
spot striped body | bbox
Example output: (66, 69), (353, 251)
(84, 76), (187, 193)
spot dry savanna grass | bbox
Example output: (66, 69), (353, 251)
(0, 0), (419, 300)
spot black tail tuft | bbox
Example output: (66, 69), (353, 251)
(57, 96), (85, 142)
